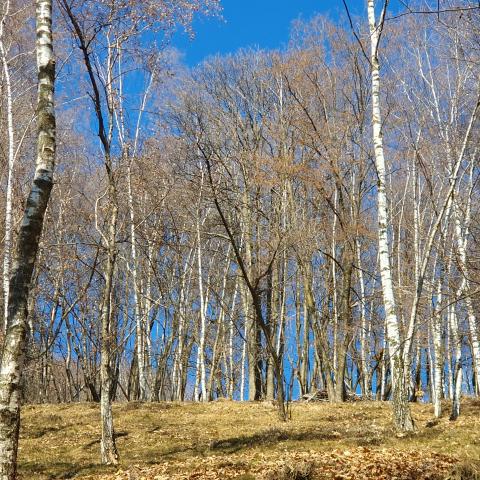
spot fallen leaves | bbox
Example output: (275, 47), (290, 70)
(78, 447), (457, 480)
(18, 400), (480, 479)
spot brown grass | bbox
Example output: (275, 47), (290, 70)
(18, 399), (480, 479)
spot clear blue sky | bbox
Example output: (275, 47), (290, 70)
(173, 0), (356, 66)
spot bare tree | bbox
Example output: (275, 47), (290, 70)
(0, 0), (56, 476)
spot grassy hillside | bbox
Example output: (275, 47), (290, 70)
(19, 400), (480, 479)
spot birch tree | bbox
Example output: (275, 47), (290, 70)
(367, 0), (415, 431)
(0, 0), (14, 334)
(0, 0), (55, 476)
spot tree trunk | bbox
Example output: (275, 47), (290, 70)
(195, 213), (208, 402)
(0, 1), (55, 476)
(100, 182), (119, 465)
(128, 162), (149, 401)
(449, 303), (463, 420)
(265, 261), (278, 401)
(227, 278), (238, 399)
(367, 0), (414, 431)
(356, 238), (370, 398)
(0, 0), (15, 335)
(334, 248), (354, 402)
(240, 282), (249, 401)
(432, 278), (444, 418)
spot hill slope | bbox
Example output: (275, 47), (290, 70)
(19, 400), (480, 479)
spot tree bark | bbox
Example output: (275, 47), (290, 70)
(128, 162), (149, 401)
(0, 1), (55, 476)
(195, 210), (208, 402)
(99, 181), (119, 465)
(367, 0), (414, 431)
(0, 0), (14, 335)
(432, 278), (444, 418)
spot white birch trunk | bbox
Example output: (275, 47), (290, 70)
(127, 163), (148, 400)
(239, 281), (249, 401)
(207, 251), (231, 399)
(145, 240), (154, 398)
(173, 247), (194, 400)
(356, 238), (369, 398)
(446, 315), (454, 401)
(0, 1), (56, 476)
(195, 215), (208, 402)
(432, 278), (444, 418)
(380, 320), (386, 401)
(331, 189), (338, 375)
(227, 277), (238, 399)
(367, 0), (414, 431)
(0, 0), (14, 334)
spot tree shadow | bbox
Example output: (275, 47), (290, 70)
(24, 425), (67, 439)
(208, 427), (345, 454)
(19, 461), (113, 480)
(83, 431), (129, 449)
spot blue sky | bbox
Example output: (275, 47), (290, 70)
(173, 0), (357, 66)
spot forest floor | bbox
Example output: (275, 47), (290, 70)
(18, 399), (480, 480)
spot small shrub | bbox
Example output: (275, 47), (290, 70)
(42, 413), (62, 423)
(445, 461), (480, 480)
(264, 461), (314, 480)
(123, 401), (143, 411)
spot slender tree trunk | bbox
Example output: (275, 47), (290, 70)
(100, 182), (119, 465)
(195, 215), (208, 401)
(0, 0), (14, 335)
(240, 282), (249, 401)
(128, 162), (148, 401)
(334, 247), (354, 402)
(449, 303), (463, 420)
(227, 277), (238, 399)
(299, 267), (310, 395)
(432, 278), (444, 418)
(446, 317), (454, 401)
(0, 1), (55, 476)
(356, 239), (369, 398)
(266, 261), (277, 401)
(331, 190), (339, 377)
(241, 204), (261, 402)
(173, 248), (193, 401)
(207, 251), (231, 399)
(367, 0), (414, 431)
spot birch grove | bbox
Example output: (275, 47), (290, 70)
(1, 0), (480, 472)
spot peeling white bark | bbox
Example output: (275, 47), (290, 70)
(0, 0), (14, 334)
(432, 278), (444, 418)
(367, 0), (414, 431)
(0, 1), (55, 477)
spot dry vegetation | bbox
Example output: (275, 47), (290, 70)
(18, 400), (480, 479)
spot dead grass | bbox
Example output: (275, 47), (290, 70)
(17, 399), (480, 479)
